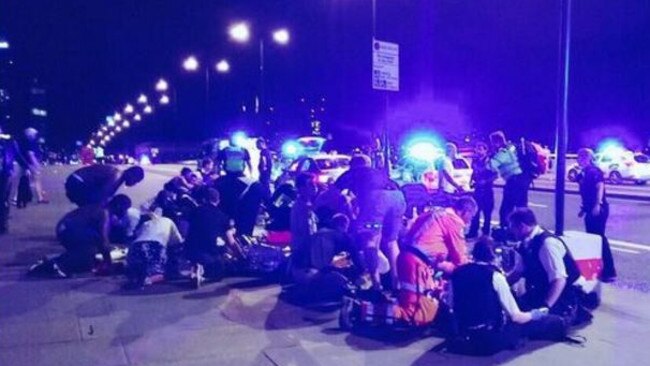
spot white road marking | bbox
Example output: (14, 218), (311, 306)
(610, 247), (640, 254)
(529, 203), (548, 208)
(609, 239), (650, 252)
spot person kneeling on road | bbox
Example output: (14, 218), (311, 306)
(185, 187), (236, 287)
(448, 237), (561, 356)
(403, 196), (477, 275)
(508, 208), (592, 326)
(126, 206), (183, 288)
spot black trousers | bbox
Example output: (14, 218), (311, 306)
(585, 204), (617, 278)
(0, 174), (11, 233)
(469, 188), (494, 236)
(499, 174), (531, 227)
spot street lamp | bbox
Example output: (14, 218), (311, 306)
(134, 114), (142, 121)
(122, 120), (130, 128)
(182, 56), (199, 71)
(216, 59), (230, 73)
(137, 94), (148, 104)
(124, 104), (134, 114)
(159, 95), (170, 105)
(155, 78), (169, 92)
(115, 126), (122, 132)
(272, 28), (290, 45)
(229, 22), (251, 43)
(143, 105), (153, 114)
(228, 22), (290, 116)
(113, 112), (122, 122)
(0, 40), (9, 49)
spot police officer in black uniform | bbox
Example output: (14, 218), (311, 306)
(508, 208), (588, 326)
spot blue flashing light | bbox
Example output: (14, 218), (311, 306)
(282, 140), (303, 157)
(404, 132), (445, 163)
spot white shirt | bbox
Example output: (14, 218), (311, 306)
(525, 225), (568, 283)
(124, 207), (141, 237)
(437, 156), (456, 194)
(134, 215), (183, 247)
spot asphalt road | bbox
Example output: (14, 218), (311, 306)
(3, 164), (650, 365)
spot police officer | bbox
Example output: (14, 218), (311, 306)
(217, 133), (252, 177)
(0, 125), (20, 234)
(508, 208), (587, 326)
(449, 237), (560, 355)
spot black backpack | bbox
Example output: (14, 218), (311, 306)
(516, 138), (543, 179)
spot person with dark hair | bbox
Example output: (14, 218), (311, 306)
(508, 208), (587, 326)
(576, 148), (616, 282)
(468, 142), (497, 238)
(64, 165), (144, 206)
(290, 173), (319, 275)
(185, 188), (235, 287)
(448, 237), (561, 356)
(198, 158), (218, 186)
(403, 196), (478, 274)
(334, 154), (373, 198)
(107, 194), (141, 244)
(489, 131), (528, 227)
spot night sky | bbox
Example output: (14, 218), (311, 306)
(1, 0), (648, 151)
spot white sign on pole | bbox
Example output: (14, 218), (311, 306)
(372, 38), (399, 91)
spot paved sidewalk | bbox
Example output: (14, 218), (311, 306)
(1, 166), (648, 365)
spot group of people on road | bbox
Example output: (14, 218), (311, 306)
(23, 128), (619, 356)
(1, 125), (49, 235)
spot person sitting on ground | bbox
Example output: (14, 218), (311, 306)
(185, 187), (236, 286)
(448, 237), (560, 356)
(29, 203), (112, 278)
(198, 158), (219, 186)
(403, 196), (478, 274)
(508, 208), (590, 326)
(107, 194), (141, 244)
(308, 214), (360, 273)
(314, 181), (353, 229)
(126, 206), (184, 288)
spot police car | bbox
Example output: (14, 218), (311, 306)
(278, 153), (352, 185)
(568, 151), (650, 185)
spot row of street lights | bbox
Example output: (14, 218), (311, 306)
(85, 78), (171, 148)
(84, 21), (290, 150)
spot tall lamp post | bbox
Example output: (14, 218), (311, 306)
(182, 55), (230, 122)
(555, 0), (573, 236)
(228, 22), (289, 116)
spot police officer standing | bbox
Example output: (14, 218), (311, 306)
(217, 133), (252, 178)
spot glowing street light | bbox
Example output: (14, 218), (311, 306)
(229, 22), (251, 43)
(134, 114), (142, 121)
(115, 126), (122, 132)
(97, 131), (104, 137)
(124, 104), (134, 114)
(109, 131), (115, 137)
(113, 113), (122, 122)
(143, 105), (153, 114)
(215, 59), (230, 73)
(0, 40), (9, 49)
(155, 78), (169, 92)
(101, 126), (108, 131)
(272, 28), (290, 45)
(137, 94), (148, 104)
(182, 56), (199, 71)
(122, 120), (130, 128)
(159, 95), (170, 105)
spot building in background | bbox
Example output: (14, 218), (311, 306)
(0, 36), (15, 132)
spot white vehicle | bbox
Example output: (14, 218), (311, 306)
(568, 152), (650, 185)
(421, 156), (473, 192)
(279, 153), (352, 185)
